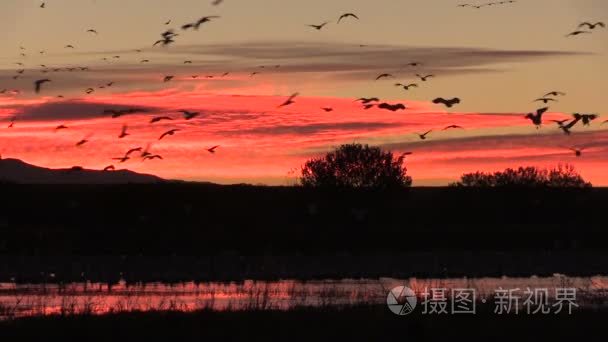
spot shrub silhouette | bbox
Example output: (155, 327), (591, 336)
(451, 164), (591, 188)
(300, 143), (412, 189)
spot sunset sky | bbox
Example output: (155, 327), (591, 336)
(0, 0), (606, 185)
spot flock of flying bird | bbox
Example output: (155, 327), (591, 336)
(1, 1), (607, 172)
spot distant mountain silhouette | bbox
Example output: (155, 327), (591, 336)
(0, 158), (164, 184)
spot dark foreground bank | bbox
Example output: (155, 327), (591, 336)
(1, 306), (606, 342)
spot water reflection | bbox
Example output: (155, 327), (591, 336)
(1, 275), (607, 319)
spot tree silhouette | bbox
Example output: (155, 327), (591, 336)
(451, 164), (591, 188)
(300, 143), (412, 189)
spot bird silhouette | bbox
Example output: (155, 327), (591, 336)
(376, 73), (393, 80)
(355, 97), (380, 104)
(34, 79), (51, 93)
(534, 97), (557, 104)
(104, 108), (146, 118)
(65, 45), (75, 49)
(566, 30), (591, 37)
(278, 93), (299, 108)
(443, 125), (464, 130)
(54, 124), (68, 131)
(85, 88), (95, 94)
(337, 13), (359, 23)
(207, 145), (220, 154)
(400, 83), (418, 90)
(163, 76), (174, 82)
(140, 59), (150, 63)
(544, 91), (566, 97)
(573, 113), (598, 126)
(182, 16), (220, 30)
(321, 107), (334, 112)
(579, 22), (605, 30)
(525, 107), (549, 127)
(113, 156), (130, 163)
(150, 116), (174, 124)
(76, 135), (92, 147)
(415, 130), (433, 140)
(86, 29), (98, 34)
(118, 125), (129, 138)
(125, 147), (143, 156)
(558, 117), (582, 135)
(569, 147), (585, 157)
(433, 97), (461, 108)
(377, 102), (407, 111)
(184, 60), (192, 64)
(165, 20), (171, 25)
(404, 62), (422, 67)
(159, 129), (180, 140)
(308, 22), (329, 30)
(416, 74), (435, 81)
(179, 110), (200, 120)
(212, 0), (224, 5)
(143, 154), (163, 161)
(103, 165), (115, 171)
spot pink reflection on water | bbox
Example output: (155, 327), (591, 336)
(1, 276), (607, 319)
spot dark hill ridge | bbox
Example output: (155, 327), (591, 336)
(0, 158), (164, 184)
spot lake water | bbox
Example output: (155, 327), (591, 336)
(1, 275), (607, 319)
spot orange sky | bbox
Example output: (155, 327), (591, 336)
(0, 1), (606, 185)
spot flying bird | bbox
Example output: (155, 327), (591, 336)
(308, 22), (329, 30)
(103, 165), (115, 171)
(566, 30), (591, 37)
(65, 45), (75, 49)
(164, 20), (171, 25)
(179, 110), (200, 120)
(207, 145), (220, 154)
(182, 16), (220, 30)
(54, 124), (68, 131)
(113, 156), (130, 163)
(118, 125), (129, 139)
(525, 107), (549, 127)
(377, 102), (407, 111)
(212, 0), (224, 5)
(321, 107), (334, 112)
(355, 97), (380, 104)
(573, 113), (599, 126)
(163, 75), (174, 82)
(125, 147), (143, 157)
(404, 62), (422, 67)
(416, 74), (435, 81)
(86, 29), (98, 34)
(34, 79), (51, 93)
(534, 97), (557, 104)
(143, 154), (163, 161)
(579, 22), (605, 30)
(544, 91), (566, 97)
(569, 147), (585, 157)
(184, 60), (192, 64)
(337, 13), (359, 24)
(375, 73), (393, 80)
(278, 93), (299, 108)
(85, 88), (95, 94)
(433, 97), (461, 108)
(415, 130), (433, 140)
(150, 116), (174, 124)
(76, 136), (91, 147)
(443, 125), (464, 130)
(159, 129), (181, 140)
